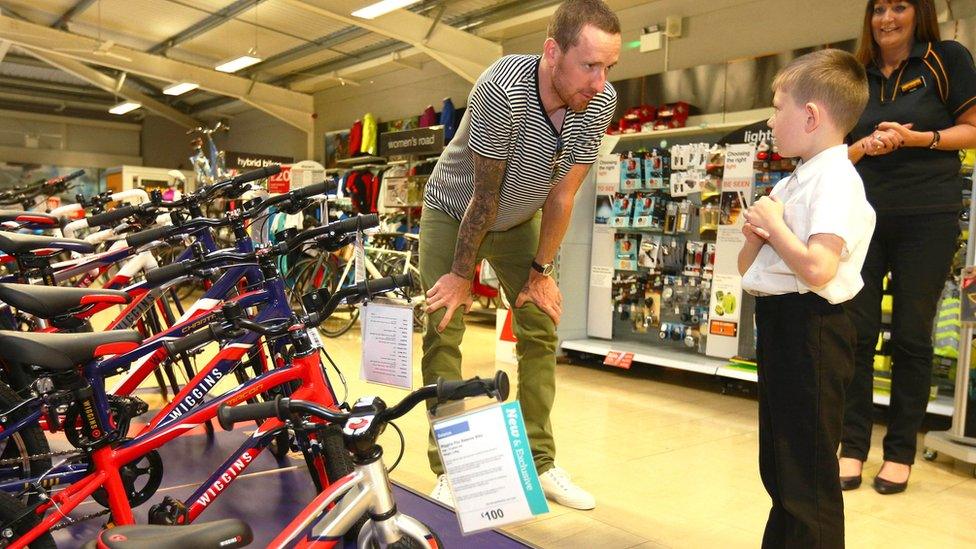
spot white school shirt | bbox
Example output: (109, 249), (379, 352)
(742, 144), (876, 305)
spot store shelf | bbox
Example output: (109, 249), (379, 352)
(561, 337), (727, 376)
(609, 121), (754, 143)
(335, 155), (387, 167)
(713, 366), (953, 417)
(564, 338), (955, 417)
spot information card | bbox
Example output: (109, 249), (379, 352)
(361, 301), (414, 389)
(433, 401), (549, 534)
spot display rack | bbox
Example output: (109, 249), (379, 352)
(562, 106), (963, 420)
(922, 177), (976, 467)
(562, 337), (956, 416)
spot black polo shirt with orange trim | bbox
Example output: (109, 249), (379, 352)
(851, 40), (976, 216)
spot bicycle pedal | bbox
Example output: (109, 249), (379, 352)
(148, 496), (189, 525)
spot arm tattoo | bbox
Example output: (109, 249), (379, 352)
(451, 154), (506, 279)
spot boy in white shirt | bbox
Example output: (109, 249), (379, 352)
(739, 49), (875, 549)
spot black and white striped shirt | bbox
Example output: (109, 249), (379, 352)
(424, 55), (617, 231)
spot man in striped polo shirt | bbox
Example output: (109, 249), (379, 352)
(421, 0), (620, 511)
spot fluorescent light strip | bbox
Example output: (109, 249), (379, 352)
(351, 0), (421, 20)
(109, 101), (141, 115)
(163, 81), (199, 96)
(215, 55), (262, 73)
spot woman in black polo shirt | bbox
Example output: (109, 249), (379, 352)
(840, 0), (976, 495)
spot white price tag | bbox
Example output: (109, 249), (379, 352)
(360, 301), (413, 389)
(307, 326), (325, 350)
(433, 401), (549, 534)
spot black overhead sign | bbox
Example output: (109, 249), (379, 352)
(225, 151), (294, 170)
(379, 126), (444, 157)
(718, 119), (772, 146)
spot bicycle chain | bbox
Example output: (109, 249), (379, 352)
(0, 449), (81, 467)
(49, 509), (111, 531)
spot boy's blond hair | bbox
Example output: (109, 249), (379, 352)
(772, 49), (869, 134)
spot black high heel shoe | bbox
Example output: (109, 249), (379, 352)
(840, 475), (862, 490)
(839, 458), (863, 490)
(873, 464), (910, 495)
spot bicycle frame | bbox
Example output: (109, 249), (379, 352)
(0, 241), (270, 476)
(9, 344), (340, 549)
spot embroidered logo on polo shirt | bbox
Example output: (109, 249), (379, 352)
(900, 76), (926, 94)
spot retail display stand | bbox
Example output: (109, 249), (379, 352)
(922, 177), (976, 472)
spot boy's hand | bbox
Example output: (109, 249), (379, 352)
(742, 222), (769, 245)
(744, 196), (785, 235)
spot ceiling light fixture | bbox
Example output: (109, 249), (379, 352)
(351, 0), (422, 20)
(215, 52), (262, 73)
(163, 81), (200, 96)
(109, 101), (141, 115)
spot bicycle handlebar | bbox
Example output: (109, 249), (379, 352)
(87, 204), (139, 228)
(217, 371), (509, 431)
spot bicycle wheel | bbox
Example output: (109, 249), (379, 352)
(363, 518), (443, 549)
(0, 382), (53, 504)
(286, 256), (323, 311)
(0, 490), (55, 548)
(320, 260), (360, 338)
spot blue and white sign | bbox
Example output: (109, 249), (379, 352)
(433, 401), (548, 534)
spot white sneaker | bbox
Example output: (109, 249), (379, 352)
(539, 466), (596, 510)
(429, 474), (454, 508)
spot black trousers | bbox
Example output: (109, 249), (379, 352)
(840, 213), (959, 465)
(756, 292), (853, 549)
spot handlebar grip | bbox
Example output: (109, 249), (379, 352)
(145, 260), (193, 286)
(232, 165), (281, 186)
(163, 325), (217, 357)
(291, 180), (334, 199)
(49, 169), (85, 185)
(125, 225), (172, 248)
(87, 205), (137, 228)
(218, 397), (287, 431)
(64, 169), (86, 182)
(436, 371), (510, 402)
(332, 214), (380, 234)
(365, 273), (412, 296)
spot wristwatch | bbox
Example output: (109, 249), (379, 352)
(531, 260), (554, 276)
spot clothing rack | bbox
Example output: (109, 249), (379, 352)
(922, 175), (976, 473)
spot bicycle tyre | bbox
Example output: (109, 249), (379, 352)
(285, 256), (320, 310)
(0, 489), (56, 548)
(0, 382), (53, 504)
(318, 424), (367, 541)
(367, 520), (443, 549)
(319, 259), (359, 338)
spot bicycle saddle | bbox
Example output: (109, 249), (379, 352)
(0, 283), (130, 319)
(80, 519), (252, 549)
(0, 232), (93, 256)
(0, 330), (141, 371)
(0, 210), (59, 227)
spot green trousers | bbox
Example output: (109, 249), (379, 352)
(419, 207), (556, 476)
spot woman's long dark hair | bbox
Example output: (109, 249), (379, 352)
(855, 0), (941, 65)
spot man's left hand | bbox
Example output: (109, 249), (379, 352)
(515, 272), (562, 325)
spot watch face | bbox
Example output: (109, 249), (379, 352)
(542, 263), (554, 276)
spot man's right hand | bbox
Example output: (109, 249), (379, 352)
(426, 272), (474, 333)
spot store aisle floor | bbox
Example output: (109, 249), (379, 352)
(319, 315), (976, 549)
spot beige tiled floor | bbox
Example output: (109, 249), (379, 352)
(296, 315), (976, 549)
(122, 311), (976, 548)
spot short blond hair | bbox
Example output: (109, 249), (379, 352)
(772, 49), (869, 133)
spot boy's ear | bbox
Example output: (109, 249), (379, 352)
(804, 102), (821, 133)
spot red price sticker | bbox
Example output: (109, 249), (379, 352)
(268, 165), (291, 194)
(603, 351), (633, 369)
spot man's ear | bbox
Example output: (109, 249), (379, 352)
(805, 102), (821, 133)
(543, 38), (560, 64)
